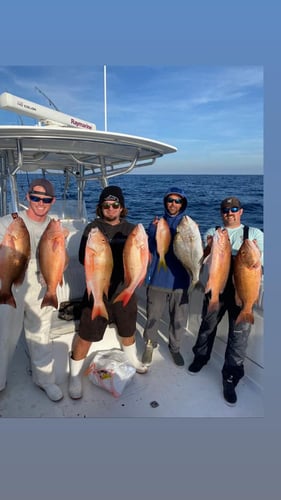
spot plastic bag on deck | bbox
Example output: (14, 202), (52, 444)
(85, 349), (136, 398)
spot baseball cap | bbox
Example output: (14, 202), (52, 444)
(29, 178), (55, 197)
(220, 196), (242, 210)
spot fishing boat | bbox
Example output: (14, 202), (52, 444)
(0, 92), (264, 417)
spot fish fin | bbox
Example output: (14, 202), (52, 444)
(235, 311), (254, 325)
(51, 239), (60, 252)
(235, 291), (242, 307)
(86, 282), (93, 299)
(92, 302), (108, 320)
(138, 277), (146, 287)
(13, 260), (30, 287)
(41, 292), (58, 309)
(113, 289), (131, 307)
(0, 292), (17, 308)
(64, 251), (69, 270)
(13, 275), (26, 287)
(38, 272), (47, 287)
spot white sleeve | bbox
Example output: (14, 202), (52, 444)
(249, 227), (264, 266)
(0, 215), (13, 241)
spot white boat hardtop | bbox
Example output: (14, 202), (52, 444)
(0, 92), (176, 188)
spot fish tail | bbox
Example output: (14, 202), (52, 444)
(207, 299), (219, 314)
(92, 302), (108, 320)
(195, 281), (205, 292)
(157, 258), (167, 272)
(0, 292), (17, 308)
(188, 279), (201, 294)
(113, 288), (132, 307)
(41, 292), (58, 309)
(235, 311), (254, 325)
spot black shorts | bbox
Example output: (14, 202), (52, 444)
(78, 294), (138, 342)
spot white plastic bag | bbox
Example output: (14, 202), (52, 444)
(86, 349), (136, 398)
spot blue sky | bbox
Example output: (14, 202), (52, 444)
(0, 65), (263, 175)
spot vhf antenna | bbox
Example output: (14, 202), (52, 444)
(35, 86), (59, 111)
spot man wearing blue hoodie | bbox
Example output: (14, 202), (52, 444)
(142, 187), (190, 367)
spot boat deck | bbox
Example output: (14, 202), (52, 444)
(0, 289), (263, 418)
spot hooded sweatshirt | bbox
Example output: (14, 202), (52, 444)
(146, 187), (190, 291)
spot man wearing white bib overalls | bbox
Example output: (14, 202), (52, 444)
(0, 179), (63, 402)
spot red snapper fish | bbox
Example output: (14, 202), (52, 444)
(39, 219), (69, 309)
(156, 217), (171, 271)
(114, 223), (149, 307)
(0, 216), (31, 308)
(205, 228), (232, 313)
(233, 239), (262, 325)
(84, 227), (113, 320)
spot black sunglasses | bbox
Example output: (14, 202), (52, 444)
(166, 197), (183, 204)
(222, 206), (240, 214)
(29, 194), (53, 204)
(102, 202), (120, 209)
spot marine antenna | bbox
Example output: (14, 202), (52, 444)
(35, 86), (59, 111)
(104, 65), (107, 131)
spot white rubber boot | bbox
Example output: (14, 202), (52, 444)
(122, 343), (148, 374)
(39, 384), (63, 402)
(68, 355), (85, 399)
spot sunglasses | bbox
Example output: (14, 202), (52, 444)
(166, 197), (183, 204)
(102, 202), (120, 209)
(29, 194), (53, 204)
(222, 206), (240, 214)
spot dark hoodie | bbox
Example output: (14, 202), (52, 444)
(145, 187), (190, 290)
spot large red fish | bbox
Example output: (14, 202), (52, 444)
(205, 228), (232, 313)
(85, 227), (113, 320)
(156, 217), (171, 271)
(233, 239), (262, 325)
(114, 223), (149, 307)
(0, 216), (31, 308)
(39, 219), (69, 309)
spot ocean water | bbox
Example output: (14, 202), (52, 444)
(14, 174), (263, 237)
(84, 174), (264, 236)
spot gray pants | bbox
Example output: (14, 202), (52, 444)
(143, 286), (189, 353)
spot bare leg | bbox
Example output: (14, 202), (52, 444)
(71, 334), (92, 360)
(120, 335), (135, 347)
